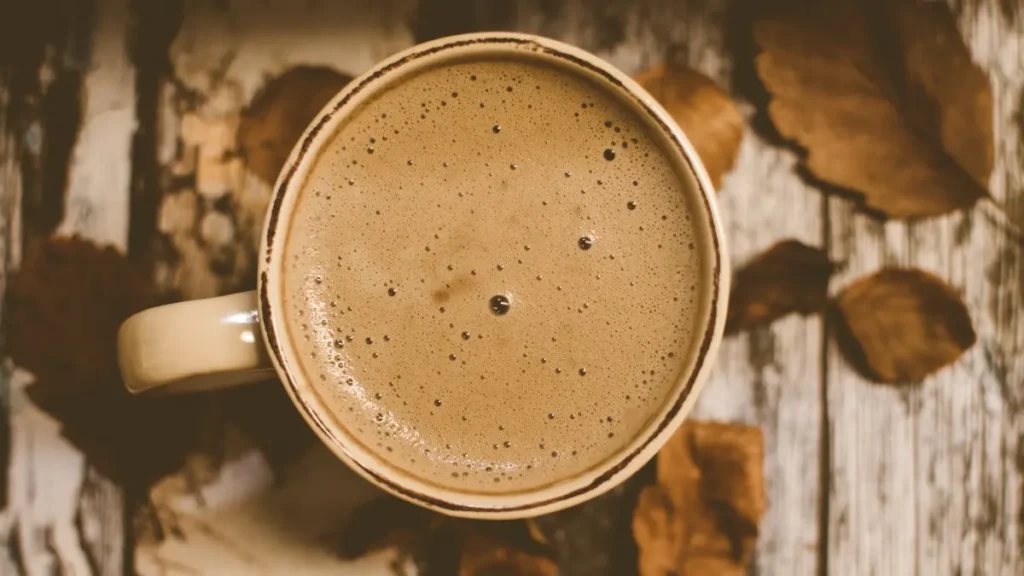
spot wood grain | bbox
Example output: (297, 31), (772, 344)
(826, 4), (1024, 576)
(1, 1), (134, 575)
(0, 93), (19, 576)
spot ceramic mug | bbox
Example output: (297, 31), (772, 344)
(117, 32), (728, 518)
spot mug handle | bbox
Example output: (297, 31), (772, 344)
(118, 291), (276, 394)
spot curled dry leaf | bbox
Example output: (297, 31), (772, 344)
(460, 532), (558, 576)
(8, 236), (200, 487)
(727, 239), (834, 334)
(238, 66), (353, 185)
(633, 421), (765, 576)
(835, 268), (976, 383)
(337, 496), (556, 575)
(633, 63), (744, 189)
(754, 0), (993, 218)
(335, 496), (439, 561)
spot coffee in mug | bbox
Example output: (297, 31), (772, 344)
(118, 33), (727, 518)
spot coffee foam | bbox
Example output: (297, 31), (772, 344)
(281, 56), (705, 494)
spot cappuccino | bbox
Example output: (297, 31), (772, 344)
(282, 54), (705, 494)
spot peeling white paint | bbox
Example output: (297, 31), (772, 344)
(136, 445), (398, 576)
(5, 366), (92, 576)
(56, 0), (136, 250)
(171, 0), (416, 101)
(155, 0), (419, 300)
(0, 84), (22, 576)
(3, 2), (135, 575)
(168, 449), (274, 514)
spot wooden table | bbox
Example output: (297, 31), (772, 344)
(2, 1), (1021, 574)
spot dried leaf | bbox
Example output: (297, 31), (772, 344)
(337, 496), (556, 575)
(754, 0), (993, 218)
(834, 268), (976, 382)
(238, 66), (353, 185)
(336, 496), (439, 560)
(634, 63), (744, 189)
(633, 421), (765, 576)
(727, 239), (834, 334)
(527, 474), (650, 573)
(9, 236), (201, 487)
(460, 532), (558, 576)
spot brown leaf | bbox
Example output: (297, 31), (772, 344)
(335, 496), (439, 560)
(238, 66), (353, 185)
(9, 236), (202, 487)
(460, 532), (558, 576)
(634, 63), (744, 189)
(754, 0), (993, 218)
(337, 496), (556, 575)
(633, 421), (765, 576)
(834, 268), (976, 382)
(726, 239), (835, 334)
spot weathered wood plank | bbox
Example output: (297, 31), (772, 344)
(0, 83), (21, 575)
(6, 368), (94, 576)
(826, 4), (1024, 576)
(126, 0), (181, 264)
(137, 443), (404, 575)
(2, 0), (136, 574)
(7, 0), (92, 249)
(63, 3), (137, 571)
(696, 154), (824, 576)
(915, 4), (1024, 573)
(57, 0), (135, 249)
(826, 215), (918, 576)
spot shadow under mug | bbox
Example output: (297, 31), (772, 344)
(117, 32), (728, 519)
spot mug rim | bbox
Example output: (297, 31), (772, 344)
(258, 32), (729, 518)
